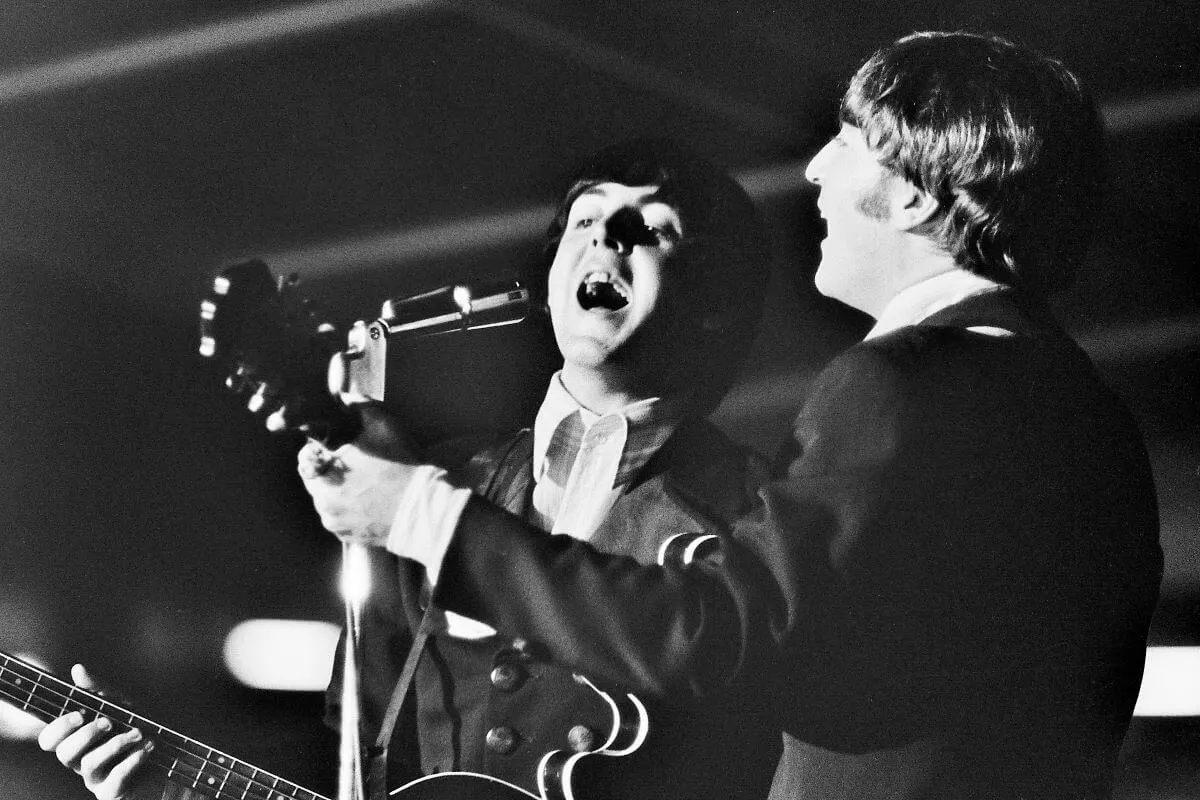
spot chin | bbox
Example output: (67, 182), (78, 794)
(558, 336), (616, 369)
(812, 260), (843, 300)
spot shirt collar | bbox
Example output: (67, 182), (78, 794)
(533, 371), (687, 488)
(865, 269), (1005, 340)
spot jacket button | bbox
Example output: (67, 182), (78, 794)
(567, 725), (598, 753)
(490, 663), (526, 692)
(485, 726), (519, 755)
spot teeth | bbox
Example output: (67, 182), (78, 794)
(583, 272), (628, 299)
(578, 271), (629, 311)
(584, 270), (622, 289)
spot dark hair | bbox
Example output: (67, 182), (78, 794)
(533, 138), (772, 413)
(841, 31), (1108, 295)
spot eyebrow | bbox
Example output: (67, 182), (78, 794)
(575, 185), (671, 206)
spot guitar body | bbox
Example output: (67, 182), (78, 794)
(389, 772), (538, 799)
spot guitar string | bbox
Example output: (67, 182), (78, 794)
(0, 674), (319, 800)
(3, 663), (550, 800)
(0, 667), (329, 800)
(0, 677), (318, 800)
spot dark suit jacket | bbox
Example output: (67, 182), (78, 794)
(435, 289), (1161, 799)
(334, 417), (780, 800)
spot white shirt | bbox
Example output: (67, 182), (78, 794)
(865, 269), (1010, 340)
(530, 373), (684, 538)
(386, 372), (683, 596)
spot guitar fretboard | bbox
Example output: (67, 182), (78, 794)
(0, 650), (330, 800)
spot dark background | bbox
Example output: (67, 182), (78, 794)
(0, 1), (1197, 797)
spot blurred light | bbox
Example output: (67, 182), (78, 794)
(258, 159), (814, 278)
(1075, 314), (1200, 365)
(222, 619), (340, 692)
(453, 285), (472, 314)
(340, 545), (371, 607)
(458, 2), (796, 140)
(0, 652), (50, 741)
(0, 702), (42, 741)
(1133, 646), (1200, 717)
(1103, 88), (1200, 135)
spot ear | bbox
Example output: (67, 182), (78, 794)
(890, 179), (940, 231)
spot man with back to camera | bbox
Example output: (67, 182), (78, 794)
(37, 138), (782, 800)
(746, 30), (1162, 797)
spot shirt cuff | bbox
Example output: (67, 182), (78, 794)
(386, 464), (471, 585)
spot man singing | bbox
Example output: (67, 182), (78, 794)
(41, 138), (780, 800)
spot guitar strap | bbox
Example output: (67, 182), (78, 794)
(366, 596), (436, 800)
(365, 433), (529, 798)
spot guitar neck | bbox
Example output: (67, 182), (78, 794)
(0, 650), (330, 800)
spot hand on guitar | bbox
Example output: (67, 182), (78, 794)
(298, 404), (423, 549)
(37, 665), (162, 800)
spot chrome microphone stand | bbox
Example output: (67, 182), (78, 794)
(324, 280), (531, 800)
(338, 541), (370, 800)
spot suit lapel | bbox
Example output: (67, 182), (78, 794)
(470, 420), (748, 566)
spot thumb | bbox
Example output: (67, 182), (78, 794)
(70, 663), (100, 692)
(71, 664), (134, 707)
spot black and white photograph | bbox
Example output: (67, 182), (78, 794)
(1, 2), (1197, 798)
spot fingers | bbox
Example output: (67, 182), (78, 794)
(79, 725), (153, 789)
(37, 710), (86, 753)
(296, 440), (411, 547)
(39, 712), (153, 800)
(297, 440), (346, 483)
(90, 741), (153, 800)
(48, 715), (119, 771)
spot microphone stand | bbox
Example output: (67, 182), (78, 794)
(202, 265), (531, 800)
(338, 542), (370, 800)
(324, 280), (530, 800)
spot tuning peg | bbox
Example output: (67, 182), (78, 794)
(247, 382), (270, 413)
(225, 364), (252, 393)
(265, 405), (289, 432)
(198, 300), (219, 357)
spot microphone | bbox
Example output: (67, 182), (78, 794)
(327, 278), (531, 406)
(380, 278), (531, 337)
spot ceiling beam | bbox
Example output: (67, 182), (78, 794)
(452, 1), (798, 140)
(0, 0), (445, 105)
(256, 159), (813, 276)
(1103, 87), (1200, 135)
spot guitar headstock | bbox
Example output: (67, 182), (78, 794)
(199, 259), (355, 442)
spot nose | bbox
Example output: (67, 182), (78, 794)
(805, 140), (831, 186)
(594, 207), (655, 253)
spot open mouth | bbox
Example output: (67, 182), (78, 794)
(577, 271), (629, 311)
